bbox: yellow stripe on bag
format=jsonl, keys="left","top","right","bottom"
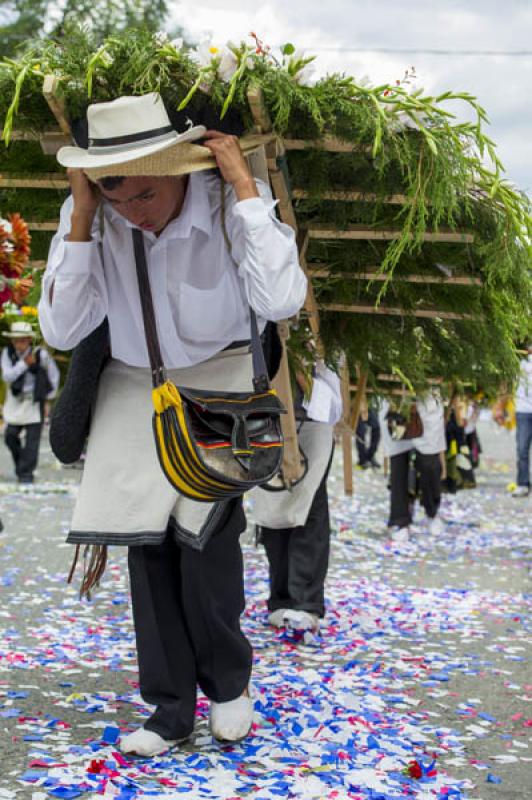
{"left": 153, "top": 382, "right": 239, "bottom": 497}
{"left": 162, "top": 410, "right": 231, "bottom": 496}
{"left": 154, "top": 414, "right": 214, "bottom": 501}
{"left": 163, "top": 386, "right": 236, "bottom": 490}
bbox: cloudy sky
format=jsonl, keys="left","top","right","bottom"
{"left": 169, "top": 0, "right": 532, "bottom": 194}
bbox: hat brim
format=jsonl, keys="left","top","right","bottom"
{"left": 4, "top": 331, "right": 37, "bottom": 338}
{"left": 83, "top": 134, "right": 274, "bottom": 181}
{"left": 57, "top": 125, "right": 207, "bottom": 170}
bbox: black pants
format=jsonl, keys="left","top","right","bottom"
{"left": 127, "top": 499, "right": 252, "bottom": 741}
{"left": 356, "top": 409, "right": 381, "bottom": 465}
{"left": 389, "top": 450, "right": 441, "bottom": 528}
{"left": 259, "top": 452, "right": 332, "bottom": 618}
{"left": 4, "top": 422, "right": 43, "bottom": 481}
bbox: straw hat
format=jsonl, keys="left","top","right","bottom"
{"left": 4, "top": 321, "right": 37, "bottom": 339}
{"left": 57, "top": 92, "right": 266, "bottom": 181}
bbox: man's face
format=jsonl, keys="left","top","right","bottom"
{"left": 99, "top": 176, "right": 187, "bottom": 234}
{"left": 13, "top": 336, "right": 32, "bottom": 355}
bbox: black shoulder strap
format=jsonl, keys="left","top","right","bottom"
{"left": 219, "top": 178, "right": 270, "bottom": 392}
{"left": 132, "top": 229, "right": 167, "bottom": 388}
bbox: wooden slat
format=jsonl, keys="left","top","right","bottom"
{"left": 308, "top": 264, "right": 482, "bottom": 286}
{"left": 1, "top": 129, "right": 61, "bottom": 140}
{"left": 351, "top": 385, "right": 414, "bottom": 396}
{"left": 42, "top": 75, "right": 72, "bottom": 137}
{"left": 320, "top": 303, "right": 475, "bottom": 320}
{"left": 284, "top": 137, "right": 371, "bottom": 154}
{"left": 26, "top": 221, "right": 58, "bottom": 231}
{"left": 0, "top": 173, "right": 69, "bottom": 189}
{"left": 308, "top": 224, "right": 474, "bottom": 243}
{"left": 247, "top": 86, "right": 307, "bottom": 484}
{"left": 272, "top": 322, "right": 305, "bottom": 485}
{"left": 293, "top": 188, "right": 408, "bottom": 204}
{"left": 375, "top": 373, "right": 444, "bottom": 384}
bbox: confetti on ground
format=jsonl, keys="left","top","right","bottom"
{"left": 0, "top": 422, "right": 530, "bottom": 798}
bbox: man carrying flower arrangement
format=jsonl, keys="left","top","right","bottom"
{"left": 38, "top": 92, "right": 306, "bottom": 756}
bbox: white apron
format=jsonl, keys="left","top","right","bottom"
{"left": 3, "top": 390, "right": 41, "bottom": 426}
{"left": 251, "top": 420, "right": 334, "bottom": 529}
{"left": 67, "top": 346, "right": 252, "bottom": 550}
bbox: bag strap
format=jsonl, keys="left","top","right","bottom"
{"left": 132, "top": 177, "right": 271, "bottom": 391}
{"left": 219, "top": 178, "right": 270, "bottom": 392}
{"left": 132, "top": 228, "right": 168, "bottom": 387}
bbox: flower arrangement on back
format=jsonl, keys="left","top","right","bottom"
{"left": 0, "top": 213, "right": 33, "bottom": 309}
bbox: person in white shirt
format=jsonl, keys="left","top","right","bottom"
{"left": 512, "top": 345, "right": 532, "bottom": 497}
{"left": 379, "top": 394, "right": 446, "bottom": 541}
{"left": 2, "top": 320, "right": 59, "bottom": 483}
{"left": 38, "top": 93, "right": 307, "bottom": 757}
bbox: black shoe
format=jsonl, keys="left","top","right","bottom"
{"left": 369, "top": 458, "right": 381, "bottom": 469}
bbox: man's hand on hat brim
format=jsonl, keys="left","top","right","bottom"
{"left": 67, "top": 168, "right": 101, "bottom": 241}
{"left": 202, "top": 131, "right": 259, "bottom": 201}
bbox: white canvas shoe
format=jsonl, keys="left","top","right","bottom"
{"left": 283, "top": 609, "right": 320, "bottom": 632}
{"left": 120, "top": 727, "right": 180, "bottom": 757}
{"left": 390, "top": 526, "right": 410, "bottom": 543}
{"left": 512, "top": 485, "right": 529, "bottom": 498}
{"left": 209, "top": 689, "right": 254, "bottom": 743}
{"left": 428, "top": 516, "right": 445, "bottom": 536}
{"left": 268, "top": 608, "right": 290, "bottom": 628}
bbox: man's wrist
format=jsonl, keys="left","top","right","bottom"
{"left": 69, "top": 211, "right": 95, "bottom": 242}
{"left": 232, "top": 176, "right": 259, "bottom": 201}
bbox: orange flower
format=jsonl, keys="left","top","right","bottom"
{"left": 7, "top": 213, "right": 31, "bottom": 274}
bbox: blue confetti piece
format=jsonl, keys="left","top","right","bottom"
{"left": 101, "top": 726, "right": 120, "bottom": 744}
{"left": 487, "top": 773, "right": 502, "bottom": 784}
{"left": 478, "top": 712, "right": 496, "bottom": 722}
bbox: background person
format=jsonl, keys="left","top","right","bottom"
{"left": 1, "top": 320, "right": 59, "bottom": 483}
{"left": 380, "top": 393, "right": 446, "bottom": 542}
{"left": 508, "top": 344, "right": 532, "bottom": 497}
{"left": 355, "top": 397, "right": 381, "bottom": 470}
{"left": 253, "top": 364, "right": 340, "bottom": 633}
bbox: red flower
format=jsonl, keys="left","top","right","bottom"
{"left": 407, "top": 760, "right": 423, "bottom": 779}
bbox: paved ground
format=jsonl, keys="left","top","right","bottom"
{"left": 0, "top": 418, "right": 530, "bottom": 799}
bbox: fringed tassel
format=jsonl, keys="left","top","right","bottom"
{"left": 67, "top": 544, "right": 108, "bottom": 600}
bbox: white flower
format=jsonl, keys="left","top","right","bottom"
{"left": 0, "top": 217, "right": 12, "bottom": 235}
{"left": 100, "top": 51, "right": 113, "bottom": 68}
{"left": 289, "top": 49, "right": 316, "bottom": 87}
{"left": 154, "top": 30, "right": 169, "bottom": 47}
{"left": 170, "top": 37, "right": 184, "bottom": 51}
{"left": 194, "top": 42, "right": 238, "bottom": 82}
{"left": 294, "top": 62, "right": 316, "bottom": 87}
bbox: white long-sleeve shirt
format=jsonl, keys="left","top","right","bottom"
{"left": 38, "top": 171, "right": 307, "bottom": 367}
